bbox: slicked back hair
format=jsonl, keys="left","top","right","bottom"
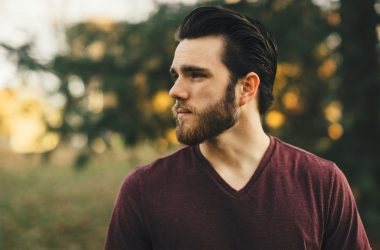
{"left": 175, "top": 6, "right": 277, "bottom": 115}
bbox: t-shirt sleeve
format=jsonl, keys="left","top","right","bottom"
{"left": 322, "top": 165, "right": 371, "bottom": 250}
{"left": 104, "top": 168, "right": 152, "bottom": 250}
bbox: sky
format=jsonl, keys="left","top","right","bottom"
{"left": 0, "top": 0, "right": 197, "bottom": 88}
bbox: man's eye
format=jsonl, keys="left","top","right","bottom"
{"left": 190, "top": 72, "right": 206, "bottom": 79}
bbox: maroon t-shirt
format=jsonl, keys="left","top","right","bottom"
{"left": 105, "top": 136, "right": 371, "bottom": 249}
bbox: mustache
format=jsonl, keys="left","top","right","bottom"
{"left": 172, "top": 101, "right": 195, "bottom": 115}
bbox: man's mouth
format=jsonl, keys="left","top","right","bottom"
{"left": 177, "top": 108, "right": 192, "bottom": 114}
{"left": 175, "top": 107, "right": 193, "bottom": 119}
{"left": 172, "top": 102, "right": 194, "bottom": 119}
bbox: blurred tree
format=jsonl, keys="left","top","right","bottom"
{"left": 330, "top": 0, "right": 380, "bottom": 239}
{"left": 51, "top": 6, "right": 194, "bottom": 166}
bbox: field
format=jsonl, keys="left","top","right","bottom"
{"left": 0, "top": 144, "right": 168, "bottom": 250}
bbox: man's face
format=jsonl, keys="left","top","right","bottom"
{"left": 169, "top": 36, "right": 239, "bottom": 145}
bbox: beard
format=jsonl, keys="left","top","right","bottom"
{"left": 172, "top": 80, "right": 239, "bottom": 145}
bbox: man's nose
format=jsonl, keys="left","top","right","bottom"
{"left": 169, "top": 78, "right": 190, "bottom": 100}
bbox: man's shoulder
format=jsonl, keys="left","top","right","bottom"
{"left": 270, "top": 137, "right": 348, "bottom": 195}
{"left": 141, "top": 145, "right": 193, "bottom": 172}
{"left": 272, "top": 136, "right": 338, "bottom": 175}
{"left": 122, "top": 145, "right": 194, "bottom": 188}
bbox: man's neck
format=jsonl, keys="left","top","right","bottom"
{"left": 198, "top": 112, "right": 270, "bottom": 190}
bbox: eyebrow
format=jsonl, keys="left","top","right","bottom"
{"left": 169, "top": 65, "right": 212, "bottom": 75}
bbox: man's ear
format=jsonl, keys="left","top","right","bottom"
{"left": 238, "top": 72, "right": 260, "bottom": 106}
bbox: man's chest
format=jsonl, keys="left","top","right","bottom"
{"left": 142, "top": 183, "right": 324, "bottom": 250}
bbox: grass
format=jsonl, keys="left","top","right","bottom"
{"left": 0, "top": 162, "right": 136, "bottom": 250}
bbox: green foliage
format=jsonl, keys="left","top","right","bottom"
{"left": 53, "top": 5, "right": 193, "bottom": 149}
{"left": 330, "top": 0, "right": 380, "bottom": 237}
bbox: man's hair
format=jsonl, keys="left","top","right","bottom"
{"left": 175, "top": 6, "right": 277, "bottom": 115}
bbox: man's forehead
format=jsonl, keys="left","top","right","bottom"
{"left": 171, "top": 36, "right": 225, "bottom": 71}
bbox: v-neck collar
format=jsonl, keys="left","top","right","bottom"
{"left": 193, "top": 135, "right": 276, "bottom": 199}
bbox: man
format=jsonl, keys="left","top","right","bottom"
{"left": 105, "top": 6, "right": 371, "bottom": 250}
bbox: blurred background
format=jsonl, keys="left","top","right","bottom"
{"left": 0, "top": 0, "right": 379, "bottom": 249}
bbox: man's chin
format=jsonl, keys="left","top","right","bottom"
{"left": 176, "top": 128, "right": 206, "bottom": 146}
{"left": 176, "top": 114, "right": 195, "bottom": 125}
{"left": 176, "top": 118, "right": 196, "bottom": 130}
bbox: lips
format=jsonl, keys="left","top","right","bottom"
{"left": 172, "top": 102, "right": 194, "bottom": 119}
{"left": 177, "top": 108, "right": 192, "bottom": 114}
